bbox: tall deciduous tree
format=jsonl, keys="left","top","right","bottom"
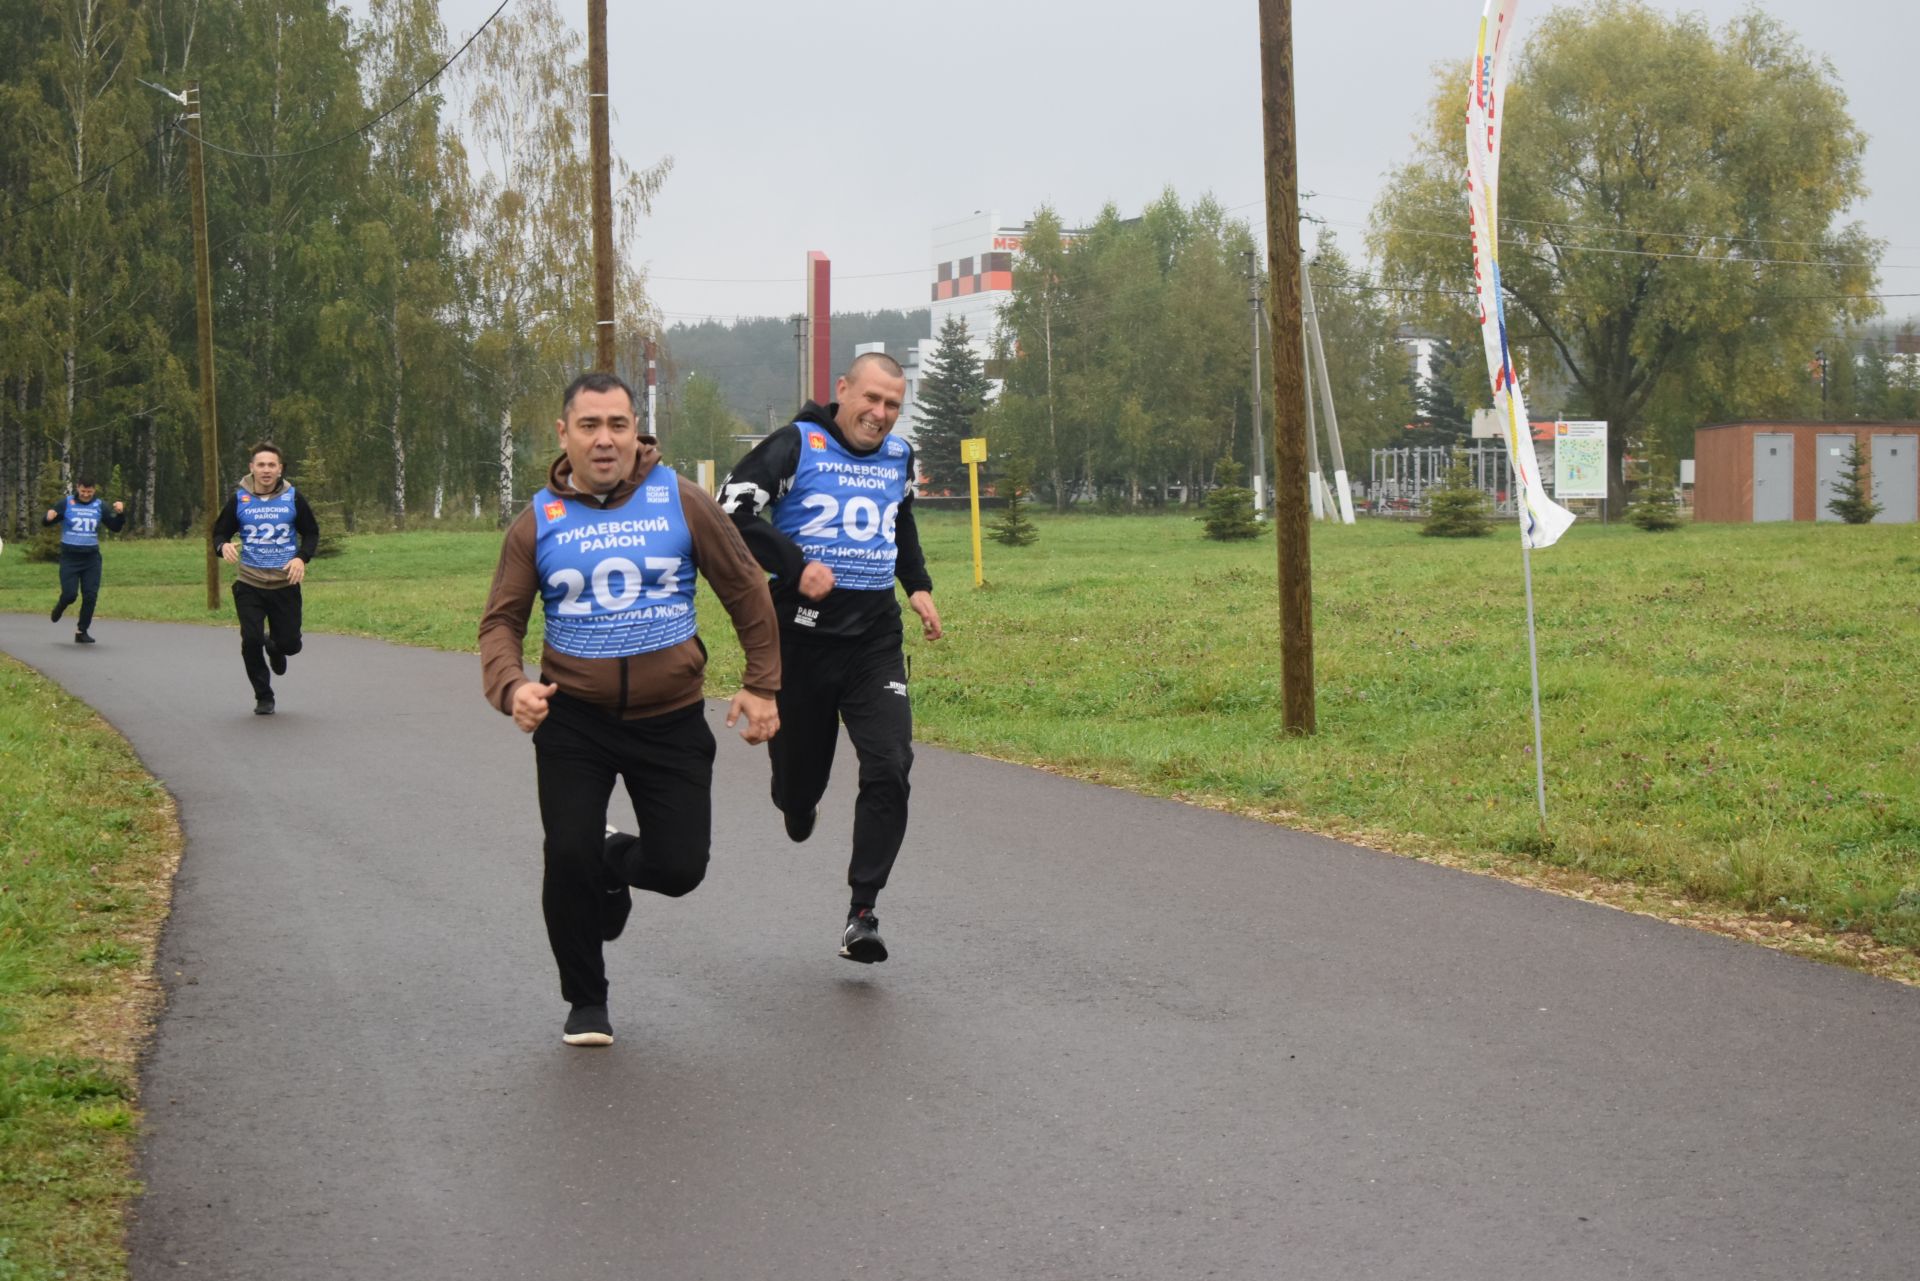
{"left": 311, "top": 0, "right": 468, "bottom": 528}
{"left": 995, "top": 192, "right": 1259, "bottom": 510}
{"left": 1373, "top": 1, "right": 1879, "bottom": 505}
{"left": 458, "top": 0, "right": 669, "bottom": 523}
{"left": 661, "top": 373, "right": 746, "bottom": 475}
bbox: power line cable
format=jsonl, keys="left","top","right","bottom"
{"left": 177, "top": 0, "right": 513, "bottom": 162}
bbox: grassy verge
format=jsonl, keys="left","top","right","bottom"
{"left": 0, "top": 656, "right": 181, "bottom": 1281}
{"left": 1, "top": 513, "right": 1915, "bottom": 970}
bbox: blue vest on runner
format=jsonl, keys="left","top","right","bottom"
{"left": 772, "top": 425, "right": 912, "bottom": 592}
{"left": 61, "top": 496, "right": 104, "bottom": 548}
{"left": 236, "top": 484, "right": 299, "bottom": 570}
{"left": 532, "top": 470, "right": 698, "bottom": 659}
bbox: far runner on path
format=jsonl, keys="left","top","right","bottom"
{"left": 44, "top": 474, "right": 126, "bottom": 644}
{"left": 721, "top": 352, "right": 942, "bottom": 965}
{"left": 210, "top": 441, "right": 319, "bottom": 716}
{"left": 479, "top": 371, "right": 781, "bottom": 1048}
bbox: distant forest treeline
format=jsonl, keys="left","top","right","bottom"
{"left": 661, "top": 310, "right": 931, "bottom": 428}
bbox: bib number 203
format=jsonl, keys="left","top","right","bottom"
{"left": 547, "top": 556, "right": 684, "bottom": 615}
{"left": 796, "top": 495, "right": 899, "bottom": 542}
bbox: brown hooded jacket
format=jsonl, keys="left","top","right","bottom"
{"left": 478, "top": 443, "right": 780, "bottom": 719}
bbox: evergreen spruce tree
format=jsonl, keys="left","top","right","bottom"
{"left": 1203, "top": 458, "right": 1263, "bottom": 541}
{"left": 989, "top": 456, "right": 1040, "bottom": 547}
{"left": 1826, "top": 440, "right": 1881, "bottom": 524}
{"left": 1407, "top": 340, "right": 1474, "bottom": 445}
{"left": 1627, "top": 444, "right": 1683, "bottom": 532}
{"left": 914, "top": 316, "right": 993, "bottom": 494}
{"left": 1420, "top": 460, "right": 1493, "bottom": 537}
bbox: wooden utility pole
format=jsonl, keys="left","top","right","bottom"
{"left": 587, "top": 0, "right": 616, "bottom": 371}
{"left": 185, "top": 83, "right": 220, "bottom": 611}
{"left": 1258, "top": 0, "right": 1315, "bottom": 734}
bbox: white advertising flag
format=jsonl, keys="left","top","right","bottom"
{"left": 1466, "top": 0, "right": 1575, "bottom": 550}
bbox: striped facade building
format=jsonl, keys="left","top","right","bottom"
{"left": 896, "top": 212, "right": 1080, "bottom": 446}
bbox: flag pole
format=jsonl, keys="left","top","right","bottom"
{"left": 1521, "top": 543, "right": 1548, "bottom": 832}
{"left": 1467, "top": 0, "right": 1574, "bottom": 832}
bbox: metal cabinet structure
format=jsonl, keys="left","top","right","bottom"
{"left": 1694, "top": 421, "right": 1920, "bottom": 523}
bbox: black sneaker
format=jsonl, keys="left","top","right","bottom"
{"left": 839, "top": 908, "right": 888, "bottom": 964}
{"left": 254, "top": 698, "right": 276, "bottom": 716}
{"left": 51, "top": 600, "right": 66, "bottom": 623}
{"left": 267, "top": 641, "right": 287, "bottom": 676}
{"left": 562, "top": 1003, "right": 614, "bottom": 1047}
{"left": 74, "top": 631, "right": 95, "bottom": 645}
{"left": 601, "top": 826, "right": 633, "bottom": 942}
{"left": 783, "top": 806, "right": 818, "bottom": 843}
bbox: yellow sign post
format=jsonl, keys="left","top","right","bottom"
{"left": 961, "top": 437, "right": 988, "bottom": 587}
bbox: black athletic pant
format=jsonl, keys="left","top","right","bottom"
{"left": 232, "top": 580, "right": 304, "bottom": 700}
{"left": 534, "top": 693, "right": 716, "bottom": 1007}
{"left": 55, "top": 547, "right": 104, "bottom": 632}
{"left": 769, "top": 625, "right": 913, "bottom": 909}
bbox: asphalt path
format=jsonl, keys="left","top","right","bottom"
{"left": 3, "top": 612, "right": 1917, "bottom": 1280}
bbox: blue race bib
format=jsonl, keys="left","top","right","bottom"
{"left": 236, "top": 484, "right": 299, "bottom": 570}
{"left": 771, "top": 425, "right": 912, "bottom": 592}
{"left": 61, "top": 497, "right": 103, "bottom": 548}
{"left": 532, "top": 471, "right": 699, "bottom": 659}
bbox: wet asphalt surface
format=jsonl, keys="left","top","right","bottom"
{"left": 3, "top": 613, "right": 1917, "bottom": 1280}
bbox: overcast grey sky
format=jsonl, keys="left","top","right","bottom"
{"left": 384, "top": 0, "right": 1916, "bottom": 327}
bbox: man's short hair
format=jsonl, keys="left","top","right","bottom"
{"left": 76, "top": 475, "right": 98, "bottom": 488}
{"left": 844, "top": 351, "right": 904, "bottom": 382}
{"left": 249, "top": 441, "right": 283, "bottom": 463}
{"left": 561, "top": 371, "right": 638, "bottom": 419}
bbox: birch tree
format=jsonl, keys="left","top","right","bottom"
{"left": 457, "top": 0, "right": 668, "bottom": 523}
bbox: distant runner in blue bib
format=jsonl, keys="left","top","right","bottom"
{"left": 210, "top": 441, "right": 322, "bottom": 715}
{"left": 43, "top": 475, "right": 126, "bottom": 643}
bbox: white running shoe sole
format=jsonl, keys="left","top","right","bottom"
{"left": 562, "top": 1030, "right": 614, "bottom": 1047}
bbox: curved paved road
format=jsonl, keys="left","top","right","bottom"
{"left": 3, "top": 614, "right": 1917, "bottom": 1280}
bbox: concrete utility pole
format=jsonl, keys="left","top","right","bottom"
{"left": 185, "top": 83, "right": 220, "bottom": 611}
{"left": 644, "top": 337, "right": 658, "bottom": 437}
{"left": 1301, "top": 260, "right": 1355, "bottom": 523}
{"left": 1245, "top": 249, "right": 1267, "bottom": 518}
{"left": 587, "top": 0, "right": 616, "bottom": 371}
{"left": 791, "top": 314, "right": 808, "bottom": 408}
{"left": 1258, "top": 0, "right": 1315, "bottom": 734}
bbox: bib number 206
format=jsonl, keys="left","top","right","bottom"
{"left": 796, "top": 495, "right": 899, "bottom": 542}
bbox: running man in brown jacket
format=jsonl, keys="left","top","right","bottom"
{"left": 480, "top": 372, "right": 781, "bottom": 1047}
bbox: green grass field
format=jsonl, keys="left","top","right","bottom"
{"left": 3, "top": 511, "right": 1917, "bottom": 957}
{"left": 0, "top": 656, "right": 178, "bottom": 1281}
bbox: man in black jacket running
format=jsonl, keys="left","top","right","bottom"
{"left": 721, "top": 353, "right": 941, "bottom": 963}
{"left": 209, "top": 441, "right": 321, "bottom": 715}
